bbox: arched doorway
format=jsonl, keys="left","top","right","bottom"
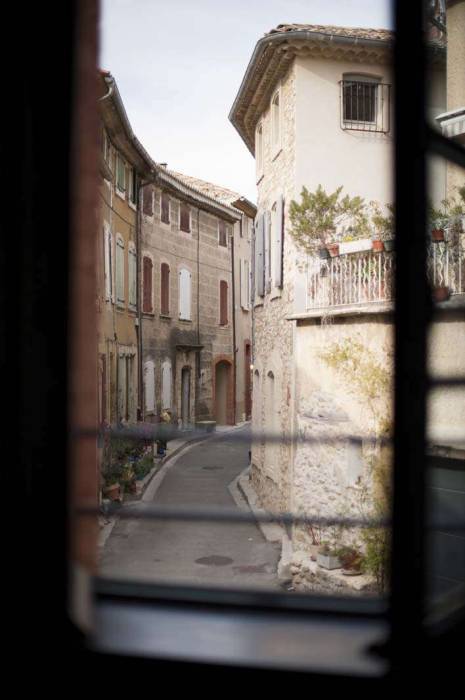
{"left": 214, "top": 360, "right": 233, "bottom": 425}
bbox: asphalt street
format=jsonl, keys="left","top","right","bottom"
{"left": 100, "top": 425, "right": 281, "bottom": 589}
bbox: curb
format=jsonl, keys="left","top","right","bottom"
{"left": 236, "top": 467, "right": 292, "bottom": 582}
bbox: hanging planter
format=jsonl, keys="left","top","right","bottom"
{"left": 326, "top": 243, "right": 340, "bottom": 258}
{"left": 372, "top": 240, "right": 384, "bottom": 252}
{"left": 432, "top": 286, "right": 450, "bottom": 303}
{"left": 431, "top": 228, "right": 445, "bottom": 242}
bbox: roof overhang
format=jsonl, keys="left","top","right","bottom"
{"left": 229, "top": 29, "right": 445, "bottom": 154}
{"left": 156, "top": 169, "right": 241, "bottom": 222}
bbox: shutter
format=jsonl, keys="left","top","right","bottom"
{"left": 245, "top": 260, "right": 250, "bottom": 309}
{"left": 143, "top": 257, "right": 153, "bottom": 313}
{"left": 264, "top": 211, "right": 271, "bottom": 293}
{"left": 108, "top": 232, "right": 114, "bottom": 301}
{"left": 104, "top": 224, "right": 111, "bottom": 300}
{"left": 161, "top": 263, "right": 170, "bottom": 315}
{"left": 129, "top": 247, "right": 137, "bottom": 307}
{"left": 256, "top": 214, "right": 265, "bottom": 297}
{"left": 161, "top": 193, "right": 170, "bottom": 223}
{"left": 118, "top": 355, "right": 126, "bottom": 421}
{"left": 220, "top": 280, "right": 228, "bottom": 325}
{"left": 143, "top": 186, "right": 153, "bottom": 216}
{"left": 162, "top": 361, "right": 172, "bottom": 409}
{"left": 275, "top": 195, "right": 284, "bottom": 288}
{"left": 240, "top": 259, "right": 248, "bottom": 310}
{"left": 180, "top": 203, "right": 190, "bottom": 232}
{"left": 144, "top": 361, "right": 155, "bottom": 412}
{"left": 116, "top": 238, "right": 125, "bottom": 302}
{"left": 179, "top": 269, "right": 191, "bottom": 320}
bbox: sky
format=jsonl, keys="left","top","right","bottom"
{"left": 100, "top": 0, "right": 392, "bottom": 202}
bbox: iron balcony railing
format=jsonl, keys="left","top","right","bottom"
{"left": 306, "top": 241, "right": 465, "bottom": 311}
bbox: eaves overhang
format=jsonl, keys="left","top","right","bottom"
{"left": 229, "top": 28, "right": 445, "bottom": 154}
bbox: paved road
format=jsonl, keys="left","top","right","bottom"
{"left": 100, "top": 425, "right": 281, "bottom": 589}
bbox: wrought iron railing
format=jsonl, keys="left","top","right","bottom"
{"left": 306, "top": 242, "right": 465, "bottom": 311}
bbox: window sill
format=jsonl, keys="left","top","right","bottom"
{"left": 178, "top": 318, "right": 192, "bottom": 323}
{"left": 92, "top": 580, "right": 388, "bottom": 676}
{"left": 116, "top": 301, "right": 126, "bottom": 310}
{"left": 160, "top": 219, "right": 171, "bottom": 228}
{"left": 115, "top": 188, "right": 126, "bottom": 201}
{"left": 160, "top": 314, "right": 172, "bottom": 320}
{"left": 128, "top": 200, "right": 137, "bottom": 212}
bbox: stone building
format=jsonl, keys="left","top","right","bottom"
{"left": 97, "top": 71, "right": 153, "bottom": 425}
{"left": 140, "top": 168, "right": 255, "bottom": 427}
{"left": 230, "top": 22, "right": 464, "bottom": 571}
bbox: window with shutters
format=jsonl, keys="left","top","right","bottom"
{"left": 179, "top": 202, "right": 191, "bottom": 233}
{"left": 160, "top": 262, "right": 170, "bottom": 316}
{"left": 102, "top": 129, "right": 111, "bottom": 165}
{"left": 116, "top": 235, "right": 125, "bottom": 304}
{"left": 142, "top": 255, "right": 153, "bottom": 313}
{"left": 128, "top": 242, "right": 137, "bottom": 309}
{"left": 143, "top": 186, "right": 153, "bottom": 217}
{"left": 218, "top": 219, "right": 228, "bottom": 247}
{"left": 161, "top": 360, "right": 172, "bottom": 410}
{"left": 340, "top": 74, "right": 390, "bottom": 134}
{"left": 219, "top": 280, "right": 228, "bottom": 326}
{"left": 255, "top": 213, "right": 265, "bottom": 299}
{"left": 144, "top": 360, "right": 155, "bottom": 414}
{"left": 103, "top": 222, "right": 113, "bottom": 301}
{"left": 161, "top": 192, "right": 170, "bottom": 224}
{"left": 116, "top": 152, "right": 126, "bottom": 195}
{"left": 128, "top": 167, "right": 137, "bottom": 206}
{"left": 179, "top": 267, "right": 191, "bottom": 320}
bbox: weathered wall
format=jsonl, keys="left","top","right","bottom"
{"left": 233, "top": 213, "right": 253, "bottom": 422}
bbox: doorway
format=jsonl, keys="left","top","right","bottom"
{"left": 215, "top": 360, "right": 233, "bottom": 425}
{"left": 181, "top": 366, "right": 191, "bottom": 429}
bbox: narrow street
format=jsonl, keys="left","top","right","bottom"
{"left": 100, "top": 425, "right": 281, "bottom": 589}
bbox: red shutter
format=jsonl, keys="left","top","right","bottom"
{"left": 143, "top": 256, "right": 153, "bottom": 313}
{"left": 220, "top": 280, "right": 228, "bottom": 325}
{"left": 180, "top": 203, "right": 190, "bottom": 232}
{"left": 143, "top": 186, "right": 153, "bottom": 216}
{"left": 161, "top": 193, "right": 170, "bottom": 223}
{"left": 161, "top": 263, "right": 170, "bottom": 315}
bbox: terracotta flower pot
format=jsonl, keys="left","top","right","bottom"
{"left": 104, "top": 482, "right": 121, "bottom": 501}
{"left": 431, "top": 228, "right": 444, "bottom": 242}
{"left": 372, "top": 240, "right": 384, "bottom": 252}
{"left": 432, "top": 286, "right": 450, "bottom": 303}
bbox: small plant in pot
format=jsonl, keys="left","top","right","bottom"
{"left": 369, "top": 201, "right": 395, "bottom": 251}
{"left": 337, "top": 546, "right": 364, "bottom": 576}
{"left": 317, "top": 542, "right": 342, "bottom": 570}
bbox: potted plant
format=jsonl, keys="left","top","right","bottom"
{"left": 432, "top": 286, "right": 450, "bottom": 303}
{"left": 338, "top": 546, "right": 364, "bottom": 576}
{"left": 316, "top": 542, "right": 341, "bottom": 570}
{"left": 103, "top": 480, "right": 122, "bottom": 501}
{"left": 326, "top": 242, "right": 340, "bottom": 257}
{"left": 370, "top": 201, "right": 395, "bottom": 251}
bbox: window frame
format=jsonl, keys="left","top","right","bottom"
{"left": 256, "top": 120, "right": 264, "bottom": 180}
{"left": 115, "top": 151, "right": 126, "bottom": 198}
{"left": 218, "top": 219, "right": 228, "bottom": 247}
{"left": 161, "top": 191, "right": 171, "bottom": 225}
{"left": 179, "top": 201, "right": 191, "bottom": 233}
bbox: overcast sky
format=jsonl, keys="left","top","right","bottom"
{"left": 100, "top": 0, "right": 392, "bottom": 202}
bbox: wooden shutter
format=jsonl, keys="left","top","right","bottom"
{"left": 255, "top": 214, "right": 265, "bottom": 297}
{"left": 275, "top": 195, "right": 284, "bottom": 288}
{"left": 116, "top": 237, "right": 125, "bottom": 303}
{"left": 161, "top": 360, "right": 172, "bottom": 409}
{"left": 143, "top": 256, "right": 153, "bottom": 313}
{"left": 143, "top": 186, "right": 153, "bottom": 216}
{"left": 161, "top": 193, "right": 170, "bottom": 223}
{"left": 104, "top": 224, "right": 111, "bottom": 300}
{"left": 129, "top": 245, "right": 137, "bottom": 307}
{"left": 220, "top": 280, "right": 228, "bottom": 325}
{"left": 240, "top": 259, "right": 249, "bottom": 310}
{"left": 179, "top": 268, "right": 191, "bottom": 320}
{"left": 161, "top": 263, "right": 170, "bottom": 315}
{"left": 144, "top": 360, "right": 155, "bottom": 412}
{"left": 218, "top": 220, "right": 227, "bottom": 247}
{"left": 180, "top": 203, "right": 190, "bottom": 232}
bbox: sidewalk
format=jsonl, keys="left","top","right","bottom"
{"left": 98, "top": 421, "right": 250, "bottom": 550}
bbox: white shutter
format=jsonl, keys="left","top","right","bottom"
{"left": 264, "top": 211, "right": 271, "bottom": 293}
{"left": 179, "top": 268, "right": 191, "bottom": 320}
{"left": 255, "top": 215, "right": 265, "bottom": 297}
{"left": 118, "top": 355, "right": 126, "bottom": 421}
{"left": 161, "top": 360, "right": 172, "bottom": 409}
{"left": 144, "top": 360, "right": 155, "bottom": 413}
{"left": 104, "top": 223, "right": 111, "bottom": 300}
{"left": 128, "top": 245, "right": 137, "bottom": 307}
{"left": 116, "top": 236, "right": 125, "bottom": 303}
{"left": 275, "top": 195, "right": 284, "bottom": 288}
{"left": 240, "top": 259, "right": 249, "bottom": 310}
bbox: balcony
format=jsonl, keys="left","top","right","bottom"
{"left": 292, "top": 240, "right": 465, "bottom": 317}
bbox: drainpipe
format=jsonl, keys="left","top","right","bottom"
{"left": 231, "top": 224, "right": 237, "bottom": 425}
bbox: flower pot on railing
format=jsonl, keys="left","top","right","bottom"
{"left": 318, "top": 247, "right": 330, "bottom": 260}
{"left": 372, "top": 240, "right": 384, "bottom": 253}
{"left": 326, "top": 243, "right": 339, "bottom": 258}
{"left": 431, "top": 228, "right": 445, "bottom": 242}
{"left": 432, "top": 286, "right": 450, "bottom": 303}
{"left": 103, "top": 482, "right": 122, "bottom": 502}
{"left": 383, "top": 239, "right": 395, "bottom": 252}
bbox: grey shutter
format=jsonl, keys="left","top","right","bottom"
{"left": 275, "top": 195, "right": 284, "bottom": 288}
{"left": 256, "top": 213, "right": 265, "bottom": 297}
{"left": 264, "top": 211, "right": 271, "bottom": 293}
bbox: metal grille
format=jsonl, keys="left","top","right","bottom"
{"left": 340, "top": 80, "right": 391, "bottom": 134}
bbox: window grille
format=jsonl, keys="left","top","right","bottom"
{"left": 340, "top": 80, "right": 391, "bottom": 134}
